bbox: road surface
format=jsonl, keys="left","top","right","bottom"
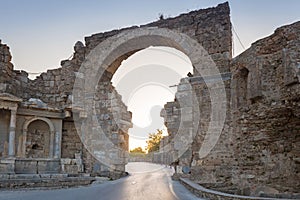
{"left": 0, "top": 162, "right": 203, "bottom": 200}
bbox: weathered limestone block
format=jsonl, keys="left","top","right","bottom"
{"left": 15, "top": 160, "right": 37, "bottom": 174}
{"left": 61, "top": 156, "right": 84, "bottom": 174}
{"left": 37, "top": 160, "right": 60, "bottom": 174}
{"left": 0, "top": 159, "right": 15, "bottom": 174}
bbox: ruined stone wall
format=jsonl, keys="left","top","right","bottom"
{"left": 61, "top": 120, "right": 82, "bottom": 159}
{"left": 160, "top": 99, "right": 181, "bottom": 164}
{"left": 0, "top": 41, "right": 23, "bottom": 94}
{"left": 61, "top": 120, "right": 104, "bottom": 176}
{"left": 0, "top": 39, "right": 86, "bottom": 108}
{"left": 22, "top": 44, "right": 83, "bottom": 108}
{"left": 161, "top": 75, "right": 234, "bottom": 191}
{"left": 0, "top": 39, "right": 132, "bottom": 177}
{"left": 0, "top": 40, "right": 32, "bottom": 98}
{"left": 189, "top": 79, "right": 234, "bottom": 190}
{"left": 230, "top": 21, "right": 300, "bottom": 195}
{"left": 0, "top": 40, "right": 13, "bottom": 93}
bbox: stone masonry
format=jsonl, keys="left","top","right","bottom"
{"left": 229, "top": 21, "right": 300, "bottom": 196}
{"left": 0, "top": 38, "right": 132, "bottom": 178}
{"left": 0, "top": 1, "right": 299, "bottom": 197}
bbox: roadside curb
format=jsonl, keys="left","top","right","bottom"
{"left": 0, "top": 176, "right": 96, "bottom": 190}
{"left": 179, "top": 178, "right": 295, "bottom": 200}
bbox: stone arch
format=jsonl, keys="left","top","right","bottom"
{"left": 93, "top": 31, "right": 206, "bottom": 78}
{"left": 22, "top": 117, "right": 55, "bottom": 158}
{"left": 75, "top": 28, "right": 226, "bottom": 106}
{"left": 74, "top": 27, "right": 227, "bottom": 168}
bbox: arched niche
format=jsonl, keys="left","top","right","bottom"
{"left": 22, "top": 117, "right": 55, "bottom": 158}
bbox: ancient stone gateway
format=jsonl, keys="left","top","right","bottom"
{"left": 72, "top": 27, "right": 227, "bottom": 172}
{"left": 62, "top": 2, "right": 230, "bottom": 178}
{"left": 0, "top": 2, "right": 299, "bottom": 197}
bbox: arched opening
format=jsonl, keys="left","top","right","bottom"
{"left": 111, "top": 46, "right": 193, "bottom": 152}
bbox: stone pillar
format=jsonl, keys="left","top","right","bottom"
{"left": 49, "top": 131, "right": 55, "bottom": 158}
{"left": 54, "top": 131, "right": 61, "bottom": 158}
{"left": 8, "top": 109, "right": 17, "bottom": 157}
{"left": 22, "top": 129, "right": 27, "bottom": 157}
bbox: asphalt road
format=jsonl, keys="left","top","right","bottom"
{"left": 0, "top": 162, "right": 203, "bottom": 200}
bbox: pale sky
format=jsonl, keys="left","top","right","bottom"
{"left": 111, "top": 47, "right": 192, "bottom": 150}
{"left": 0, "top": 0, "right": 299, "bottom": 150}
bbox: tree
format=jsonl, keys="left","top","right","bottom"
{"left": 130, "top": 147, "right": 145, "bottom": 154}
{"left": 146, "top": 129, "right": 164, "bottom": 153}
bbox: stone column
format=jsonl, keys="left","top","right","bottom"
{"left": 54, "top": 131, "right": 61, "bottom": 158}
{"left": 8, "top": 109, "right": 17, "bottom": 157}
{"left": 49, "top": 131, "right": 55, "bottom": 158}
{"left": 22, "top": 129, "right": 27, "bottom": 157}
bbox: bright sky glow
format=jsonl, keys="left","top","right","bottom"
{"left": 112, "top": 47, "right": 192, "bottom": 150}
